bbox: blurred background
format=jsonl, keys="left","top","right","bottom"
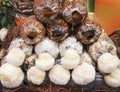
{"left": 95, "top": 0, "right": 120, "bottom": 34}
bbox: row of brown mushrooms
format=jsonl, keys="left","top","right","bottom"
{"left": 20, "top": 14, "right": 102, "bottom": 45}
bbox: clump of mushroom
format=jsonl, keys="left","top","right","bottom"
{"left": 47, "top": 19, "right": 70, "bottom": 42}
{"left": 20, "top": 15, "right": 46, "bottom": 44}
{"left": 76, "top": 13, "right": 102, "bottom": 44}
{"left": 6, "top": 48, "right": 25, "bottom": 67}
{"left": 104, "top": 68, "right": 120, "bottom": 87}
{"left": 34, "top": 0, "right": 60, "bottom": 23}
{"left": 72, "top": 62, "right": 95, "bottom": 85}
{"left": 49, "top": 64, "right": 70, "bottom": 85}
{"left": 98, "top": 53, "right": 120, "bottom": 73}
{"left": 35, "top": 37, "right": 59, "bottom": 58}
{"left": 59, "top": 36, "right": 83, "bottom": 56}
{"left": 61, "top": 49, "right": 80, "bottom": 69}
{"left": 62, "top": 0, "right": 87, "bottom": 24}
{"left": 35, "top": 53, "right": 55, "bottom": 71}
{"left": 27, "top": 66, "right": 46, "bottom": 85}
{"left": 0, "top": 63, "right": 24, "bottom": 88}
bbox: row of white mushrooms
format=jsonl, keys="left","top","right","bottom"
{"left": 0, "top": 28, "right": 120, "bottom": 88}
{"left": 1, "top": 48, "right": 120, "bottom": 88}
{"left": 0, "top": 47, "right": 95, "bottom": 88}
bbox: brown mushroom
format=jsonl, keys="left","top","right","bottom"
{"left": 62, "top": 0, "right": 87, "bottom": 24}
{"left": 13, "top": 0, "right": 34, "bottom": 14}
{"left": 20, "top": 15, "right": 45, "bottom": 44}
{"left": 76, "top": 13, "right": 102, "bottom": 44}
{"left": 47, "top": 18, "right": 70, "bottom": 42}
{"left": 33, "top": 0, "right": 60, "bottom": 23}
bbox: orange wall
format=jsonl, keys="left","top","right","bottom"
{"left": 95, "top": 0, "right": 120, "bottom": 34}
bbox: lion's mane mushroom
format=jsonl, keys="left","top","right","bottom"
{"left": 27, "top": 66, "right": 46, "bottom": 85}
{"left": 72, "top": 62, "right": 95, "bottom": 85}
{"left": 59, "top": 36, "right": 83, "bottom": 57}
{"left": 98, "top": 53, "right": 120, "bottom": 73}
{"left": 104, "top": 68, "right": 120, "bottom": 87}
{"left": 35, "top": 53, "right": 55, "bottom": 71}
{"left": 6, "top": 48, "right": 25, "bottom": 67}
{"left": 61, "top": 49, "right": 80, "bottom": 69}
{"left": 49, "top": 64, "right": 70, "bottom": 85}
{"left": 35, "top": 37, "right": 59, "bottom": 58}
{"left": 0, "top": 63, "right": 24, "bottom": 88}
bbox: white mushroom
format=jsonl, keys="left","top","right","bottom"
{"left": 35, "top": 53, "right": 55, "bottom": 71}
{"left": 0, "top": 28, "right": 8, "bottom": 41}
{"left": 8, "top": 38, "right": 33, "bottom": 57}
{"left": 49, "top": 64, "right": 70, "bottom": 85}
{"left": 61, "top": 49, "right": 80, "bottom": 69}
{"left": 0, "top": 63, "right": 24, "bottom": 88}
{"left": 98, "top": 53, "right": 120, "bottom": 73}
{"left": 72, "top": 62, "right": 95, "bottom": 85}
{"left": 35, "top": 37, "right": 59, "bottom": 58}
{"left": 27, "top": 66, "right": 46, "bottom": 85}
{"left": 6, "top": 48, "right": 25, "bottom": 67}
{"left": 59, "top": 36, "right": 83, "bottom": 56}
{"left": 104, "top": 68, "right": 120, "bottom": 87}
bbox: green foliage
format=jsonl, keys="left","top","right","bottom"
{"left": 2, "top": 0, "right": 12, "bottom": 6}
{"left": 0, "top": 0, "right": 16, "bottom": 29}
{"left": 87, "top": 0, "right": 95, "bottom": 12}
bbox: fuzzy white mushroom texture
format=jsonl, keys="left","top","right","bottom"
{"left": 59, "top": 36, "right": 83, "bottom": 56}
{"left": 72, "top": 62, "right": 95, "bottom": 85}
{"left": 8, "top": 37, "right": 33, "bottom": 57}
{"left": 35, "top": 37, "right": 59, "bottom": 58}
{"left": 27, "top": 66, "right": 46, "bottom": 85}
{"left": 35, "top": 53, "right": 55, "bottom": 71}
{"left": 6, "top": 48, "right": 25, "bottom": 67}
{"left": 104, "top": 68, "right": 120, "bottom": 87}
{"left": 61, "top": 49, "right": 80, "bottom": 69}
{"left": 0, "top": 63, "right": 24, "bottom": 88}
{"left": 49, "top": 64, "right": 70, "bottom": 85}
{"left": 98, "top": 53, "right": 120, "bottom": 73}
{"left": 0, "top": 28, "right": 8, "bottom": 41}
